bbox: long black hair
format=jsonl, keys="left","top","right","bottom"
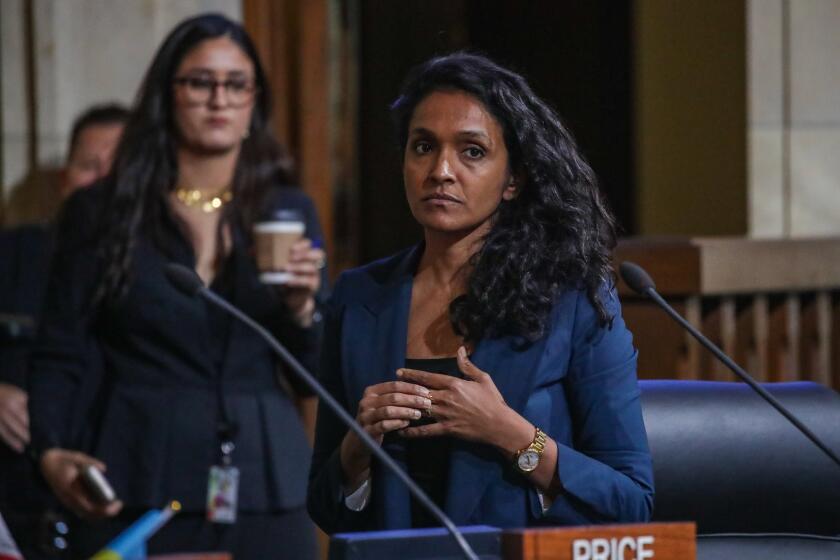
{"left": 391, "top": 53, "right": 617, "bottom": 342}
{"left": 94, "top": 13, "right": 293, "bottom": 307}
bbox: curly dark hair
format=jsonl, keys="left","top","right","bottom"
{"left": 93, "top": 13, "right": 293, "bottom": 307}
{"left": 391, "top": 52, "right": 617, "bottom": 342}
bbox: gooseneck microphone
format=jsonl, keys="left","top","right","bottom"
{"left": 164, "top": 264, "right": 479, "bottom": 560}
{"left": 619, "top": 261, "right": 840, "bottom": 471}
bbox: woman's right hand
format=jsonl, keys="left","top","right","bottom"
{"left": 0, "top": 383, "right": 29, "bottom": 453}
{"left": 40, "top": 448, "right": 123, "bottom": 519}
{"left": 339, "top": 381, "right": 432, "bottom": 489}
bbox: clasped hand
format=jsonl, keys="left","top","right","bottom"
{"left": 341, "top": 346, "right": 513, "bottom": 485}
{"left": 397, "top": 346, "right": 511, "bottom": 445}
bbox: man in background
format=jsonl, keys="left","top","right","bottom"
{"left": 0, "top": 103, "right": 128, "bottom": 559}
{"left": 57, "top": 105, "right": 127, "bottom": 200}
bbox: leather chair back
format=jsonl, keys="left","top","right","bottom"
{"left": 639, "top": 380, "right": 840, "bottom": 534}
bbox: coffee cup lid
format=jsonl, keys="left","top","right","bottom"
{"left": 259, "top": 272, "right": 293, "bottom": 284}
{"left": 254, "top": 221, "right": 305, "bottom": 233}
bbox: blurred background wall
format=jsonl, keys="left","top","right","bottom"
{"left": 748, "top": 0, "right": 840, "bottom": 237}
{"left": 1, "top": 0, "right": 241, "bottom": 224}
{"left": 2, "top": 0, "right": 840, "bottom": 258}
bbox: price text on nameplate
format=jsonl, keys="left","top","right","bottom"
{"left": 502, "top": 522, "right": 696, "bottom": 560}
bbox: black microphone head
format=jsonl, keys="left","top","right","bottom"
{"left": 619, "top": 261, "right": 656, "bottom": 296}
{"left": 165, "top": 263, "right": 203, "bottom": 297}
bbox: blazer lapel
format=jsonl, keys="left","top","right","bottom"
{"left": 155, "top": 224, "right": 216, "bottom": 377}
{"left": 214, "top": 230, "right": 261, "bottom": 385}
{"left": 215, "top": 256, "right": 243, "bottom": 382}
{"left": 444, "top": 333, "right": 547, "bottom": 524}
{"left": 361, "top": 245, "right": 421, "bottom": 530}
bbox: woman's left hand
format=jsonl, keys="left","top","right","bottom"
{"left": 398, "top": 346, "right": 529, "bottom": 449}
{"left": 281, "top": 238, "right": 325, "bottom": 326}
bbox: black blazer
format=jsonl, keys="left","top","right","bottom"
{"left": 28, "top": 184, "right": 325, "bottom": 512}
{"left": 0, "top": 224, "right": 54, "bottom": 512}
{"left": 0, "top": 224, "right": 53, "bottom": 386}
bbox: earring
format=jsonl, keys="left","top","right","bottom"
{"left": 504, "top": 177, "right": 519, "bottom": 200}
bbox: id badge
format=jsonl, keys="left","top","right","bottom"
{"left": 206, "top": 465, "right": 240, "bottom": 523}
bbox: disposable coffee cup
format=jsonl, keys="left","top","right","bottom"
{"left": 254, "top": 210, "right": 305, "bottom": 284}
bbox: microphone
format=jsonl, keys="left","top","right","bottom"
{"left": 619, "top": 261, "right": 840, "bottom": 471}
{"left": 164, "top": 264, "right": 479, "bottom": 560}
{"left": 165, "top": 264, "right": 204, "bottom": 296}
{"left": 618, "top": 261, "right": 656, "bottom": 296}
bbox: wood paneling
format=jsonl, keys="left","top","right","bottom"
{"left": 617, "top": 237, "right": 840, "bottom": 390}
{"left": 243, "top": 0, "right": 345, "bottom": 275}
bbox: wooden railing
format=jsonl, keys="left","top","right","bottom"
{"left": 615, "top": 237, "right": 840, "bottom": 391}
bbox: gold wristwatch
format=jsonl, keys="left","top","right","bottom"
{"left": 514, "top": 426, "right": 547, "bottom": 473}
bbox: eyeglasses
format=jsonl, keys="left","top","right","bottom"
{"left": 173, "top": 75, "right": 257, "bottom": 107}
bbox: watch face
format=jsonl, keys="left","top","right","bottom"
{"left": 517, "top": 450, "right": 540, "bottom": 472}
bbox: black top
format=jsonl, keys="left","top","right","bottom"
{"left": 27, "top": 183, "right": 326, "bottom": 512}
{"left": 403, "top": 356, "right": 461, "bottom": 528}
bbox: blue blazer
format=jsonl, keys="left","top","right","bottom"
{"left": 308, "top": 245, "right": 654, "bottom": 533}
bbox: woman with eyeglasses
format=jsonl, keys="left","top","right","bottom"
{"left": 28, "top": 14, "right": 323, "bottom": 558}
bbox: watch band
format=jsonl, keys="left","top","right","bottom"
{"left": 514, "top": 426, "right": 547, "bottom": 472}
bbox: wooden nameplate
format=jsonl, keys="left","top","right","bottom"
{"left": 503, "top": 522, "right": 696, "bottom": 560}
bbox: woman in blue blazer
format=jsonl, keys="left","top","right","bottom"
{"left": 308, "top": 53, "right": 653, "bottom": 532}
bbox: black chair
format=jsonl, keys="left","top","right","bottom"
{"left": 639, "top": 380, "right": 840, "bottom": 559}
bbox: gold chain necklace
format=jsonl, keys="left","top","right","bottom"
{"left": 174, "top": 186, "right": 233, "bottom": 213}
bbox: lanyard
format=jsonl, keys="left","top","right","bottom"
{"left": 214, "top": 334, "right": 238, "bottom": 465}
{"left": 206, "top": 267, "right": 238, "bottom": 465}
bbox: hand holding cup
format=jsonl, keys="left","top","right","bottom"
{"left": 254, "top": 209, "right": 307, "bottom": 284}
{"left": 253, "top": 209, "right": 325, "bottom": 325}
